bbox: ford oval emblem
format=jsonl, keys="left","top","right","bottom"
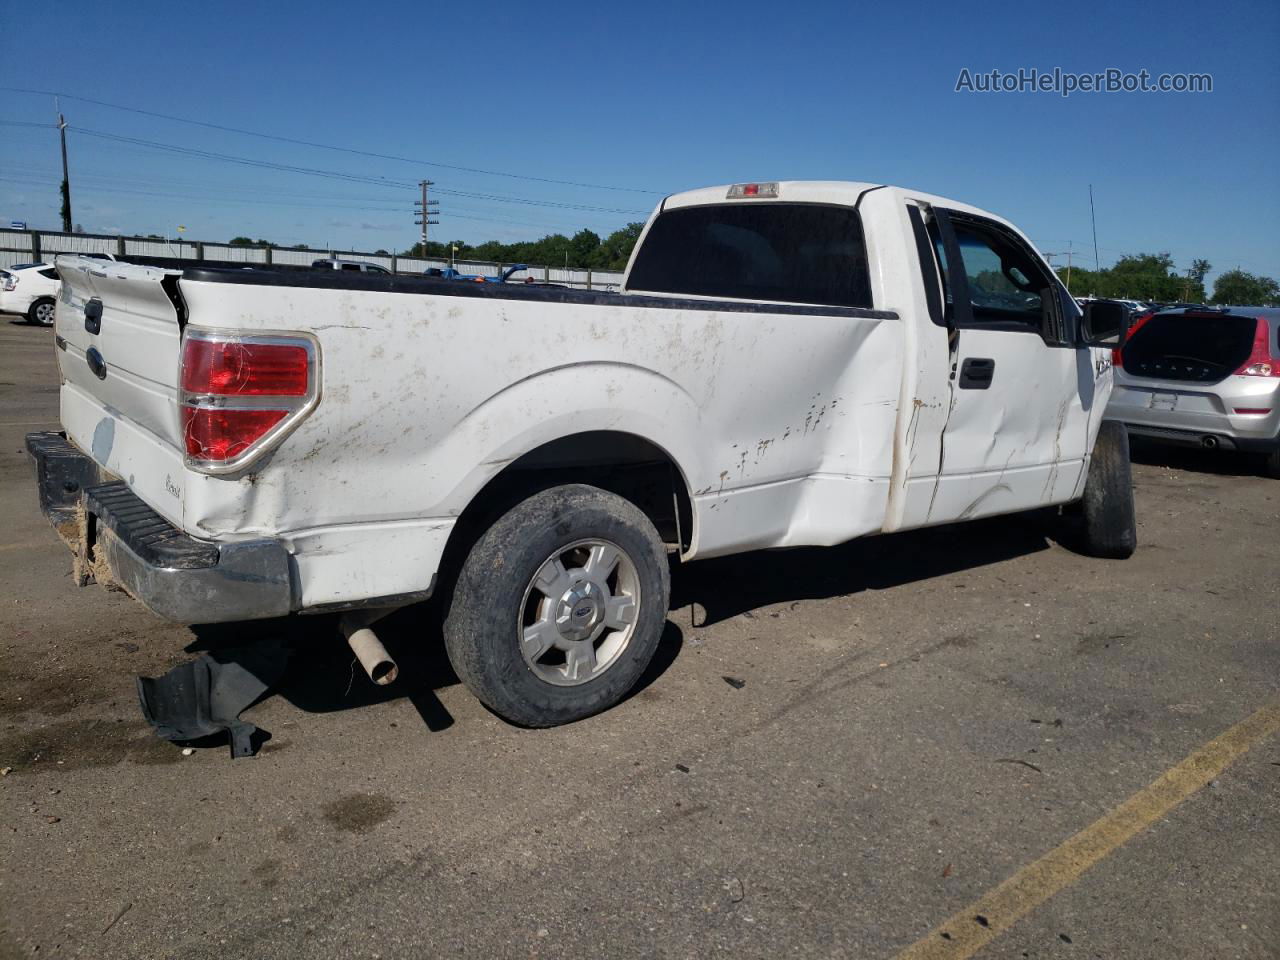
{"left": 86, "top": 347, "right": 108, "bottom": 380}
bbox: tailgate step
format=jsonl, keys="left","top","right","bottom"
{"left": 26, "top": 431, "right": 109, "bottom": 522}
{"left": 86, "top": 482, "right": 219, "bottom": 570}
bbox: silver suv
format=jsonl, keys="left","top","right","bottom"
{"left": 1107, "top": 307, "right": 1280, "bottom": 476}
{"left": 310, "top": 258, "right": 391, "bottom": 274}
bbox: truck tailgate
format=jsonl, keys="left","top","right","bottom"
{"left": 54, "top": 257, "right": 188, "bottom": 525}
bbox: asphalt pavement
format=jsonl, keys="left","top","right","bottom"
{"left": 1, "top": 317, "right": 1276, "bottom": 959}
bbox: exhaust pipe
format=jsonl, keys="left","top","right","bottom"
{"left": 340, "top": 613, "right": 399, "bottom": 686}
{"left": 1201, "top": 435, "right": 1219, "bottom": 449}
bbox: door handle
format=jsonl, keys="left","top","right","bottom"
{"left": 84, "top": 298, "right": 103, "bottom": 335}
{"left": 958, "top": 357, "right": 995, "bottom": 389}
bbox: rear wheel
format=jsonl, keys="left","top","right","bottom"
{"left": 1075, "top": 420, "right": 1137, "bottom": 558}
{"left": 1263, "top": 448, "right": 1280, "bottom": 480}
{"left": 27, "top": 298, "right": 55, "bottom": 327}
{"left": 443, "top": 484, "right": 670, "bottom": 727}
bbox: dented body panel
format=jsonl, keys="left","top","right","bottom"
{"left": 42, "top": 181, "right": 1114, "bottom": 620}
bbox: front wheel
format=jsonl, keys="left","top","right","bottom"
{"left": 1075, "top": 420, "right": 1137, "bottom": 558}
{"left": 27, "top": 298, "right": 55, "bottom": 327}
{"left": 443, "top": 484, "right": 670, "bottom": 727}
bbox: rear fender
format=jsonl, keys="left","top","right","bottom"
{"left": 431, "top": 361, "right": 705, "bottom": 546}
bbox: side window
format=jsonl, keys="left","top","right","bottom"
{"left": 341, "top": 263, "right": 361, "bottom": 271}
{"left": 949, "top": 223, "right": 1050, "bottom": 329}
{"left": 39, "top": 268, "right": 60, "bottom": 280}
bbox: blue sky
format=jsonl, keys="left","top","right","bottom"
{"left": 2, "top": 0, "right": 1277, "bottom": 285}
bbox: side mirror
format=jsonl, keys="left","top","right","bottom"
{"left": 1080, "top": 299, "right": 1128, "bottom": 347}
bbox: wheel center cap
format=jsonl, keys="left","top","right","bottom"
{"left": 556, "top": 580, "right": 603, "bottom": 641}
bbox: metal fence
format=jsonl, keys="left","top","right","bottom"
{"left": 0, "top": 229, "right": 626, "bottom": 291}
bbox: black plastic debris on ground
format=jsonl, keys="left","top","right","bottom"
{"left": 137, "top": 643, "right": 290, "bottom": 758}
{"left": 722, "top": 676, "right": 746, "bottom": 690}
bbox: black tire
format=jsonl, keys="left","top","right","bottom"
{"left": 443, "top": 484, "right": 670, "bottom": 727}
{"left": 27, "top": 298, "right": 55, "bottom": 327}
{"left": 1076, "top": 420, "right": 1137, "bottom": 558}
{"left": 1263, "top": 448, "right": 1280, "bottom": 480}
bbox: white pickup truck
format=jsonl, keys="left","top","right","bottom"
{"left": 29, "top": 180, "right": 1135, "bottom": 727}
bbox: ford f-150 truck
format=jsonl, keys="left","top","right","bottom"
{"left": 28, "top": 180, "right": 1135, "bottom": 727}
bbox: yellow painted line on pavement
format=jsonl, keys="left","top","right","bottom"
{"left": 893, "top": 701, "right": 1280, "bottom": 960}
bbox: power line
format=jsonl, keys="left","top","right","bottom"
{"left": 3, "top": 162, "right": 624, "bottom": 226}
{"left": 63, "top": 126, "right": 650, "bottom": 215}
{"left": 0, "top": 175, "right": 611, "bottom": 233}
{"left": 73, "top": 126, "right": 417, "bottom": 189}
{"left": 0, "top": 86, "right": 663, "bottom": 195}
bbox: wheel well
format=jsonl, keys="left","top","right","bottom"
{"left": 434, "top": 432, "right": 693, "bottom": 611}
{"left": 468, "top": 431, "right": 690, "bottom": 550}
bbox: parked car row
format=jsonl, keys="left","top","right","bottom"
{"left": 7, "top": 254, "right": 539, "bottom": 328}
{"left": 312, "top": 258, "right": 536, "bottom": 284}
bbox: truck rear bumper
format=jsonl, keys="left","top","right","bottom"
{"left": 26, "top": 431, "right": 294, "bottom": 624}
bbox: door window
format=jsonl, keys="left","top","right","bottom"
{"left": 952, "top": 224, "right": 1046, "bottom": 328}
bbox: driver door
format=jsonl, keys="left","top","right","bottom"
{"left": 925, "top": 209, "right": 1090, "bottom": 522}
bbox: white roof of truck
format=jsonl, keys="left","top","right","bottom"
{"left": 662, "top": 180, "right": 1016, "bottom": 233}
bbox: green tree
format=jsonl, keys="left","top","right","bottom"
{"left": 399, "top": 224, "right": 640, "bottom": 270}
{"left": 1055, "top": 252, "right": 1210, "bottom": 302}
{"left": 229, "top": 236, "right": 255, "bottom": 246}
{"left": 1211, "top": 269, "right": 1280, "bottom": 306}
{"left": 600, "top": 222, "right": 644, "bottom": 270}
{"left": 568, "top": 229, "right": 602, "bottom": 268}
{"left": 1187, "top": 259, "right": 1211, "bottom": 285}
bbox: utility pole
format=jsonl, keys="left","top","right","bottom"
{"left": 56, "top": 99, "right": 72, "bottom": 232}
{"left": 1088, "top": 185, "right": 1099, "bottom": 271}
{"left": 413, "top": 180, "right": 438, "bottom": 256}
{"left": 1043, "top": 242, "right": 1075, "bottom": 292}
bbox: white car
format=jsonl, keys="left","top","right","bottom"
{"left": 31, "top": 181, "right": 1134, "bottom": 728}
{"left": 0, "top": 263, "right": 62, "bottom": 325}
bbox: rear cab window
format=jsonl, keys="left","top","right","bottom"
{"left": 627, "top": 203, "right": 873, "bottom": 309}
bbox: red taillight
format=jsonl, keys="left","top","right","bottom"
{"left": 183, "top": 408, "right": 288, "bottom": 460}
{"left": 1234, "top": 319, "right": 1278, "bottom": 378}
{"left": 1115, "top": 310, "right": 1155, "bottom": 363}
{"left": 181, "top": 338, "right": 309, "bottom": 396}
{"left": 180, "top": 331, "right": 317, "bottom": 470}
